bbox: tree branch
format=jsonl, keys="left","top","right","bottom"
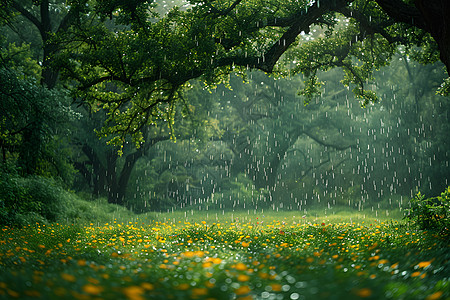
{"left": 10, "top": 0, "right": 43, "bottom": 34}
{"left": 374, "top": 0, "right": 426, "bottom": 30}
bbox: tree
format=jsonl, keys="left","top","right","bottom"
{"left": 50, "top": 0, "right": 449, "bottom": 147}
{"left": 4, "top": 0, "right": 89, "bottom": 88}
{"left": 70, "top": 79, "right": 215, "bottom": 206}
{"left": 0, "top": 65, "right": 73, "bottom": 178}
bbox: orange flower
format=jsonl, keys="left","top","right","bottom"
{"left": 235, "top": 285, "right": 251, "bottom": 295}
{"left": 234, "top": 262, "right": 247, "bottom": 271}
{"left": 61, "top": 273, "right": 76, "bottom": 282}
{"left": 411, "top": 271, "right": 422, "bottom": 277}
{"left": 123, "top": 286, "right": 145, "bottom": 300}
{"left": 417, "top": 261, "right": 432, "bottom": 268}
{"left": 270, "top": 284, "right": 282, "bottom": 292}
{"left": 191, "top": 288, "right": 208, "bottom": 297}
{"left": 237, "top": 274, "right": 250, "bottom": 282}
{"left": 141, "top": 283, "right": 154, "bottom": 290}
{"left": 77, "top": 259, "right": 87, "bottom": 266}
{"left": 426, "top": 291, "right": 443, "bottom": 300}
{"left": 176, "top": 283, "right": 190, "bottom": 290}
{"left": 356, "top": 288, "right": 372, "bottom": 298}
{"left": 82, "top": 284, "right": 103, "bottom": 295}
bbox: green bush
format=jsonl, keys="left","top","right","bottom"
{"left": 210, "top": 173, "right": 270, "bottom": 209}
{"left": 1, "top": 167, "right": 138, "bottom": 226}
{"left": 404, "top": 186, "right": 450, "bottom": 232}
{"left": 0, "top": 169, "right": 68, "bottom": 226}
{"left": 64, "top": 196, "right": 136, "bottom": 224}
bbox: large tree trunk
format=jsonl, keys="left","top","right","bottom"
{"left": 415, "top": 0, "right": 450, "bottom": 75}
{"left": 106, "top": 148, "right": 146, "bottom": 206}
{"left": 376, "top": 0, "right": 450, "bottom": 75}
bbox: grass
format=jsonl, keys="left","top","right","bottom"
{"left": 0, "top": 210, "right": 448, "bottom": 300}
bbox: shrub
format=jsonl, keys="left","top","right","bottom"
{"left": 1, "top": 167, "right": 137, "bottom": 226}
{"left": 0, "top": 168, "right": 67, "bottom": 226}
{"left": 404, "top": 186, "right": 450, "bottom": 232}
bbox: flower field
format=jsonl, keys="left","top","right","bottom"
{"left": 0, "top": 214, "right": 449, "bottom": 300}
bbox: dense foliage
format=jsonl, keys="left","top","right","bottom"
{"left": 52, "top": 0, "right": 450, "bottom": 146}
{"left": 405, "top": 187, "right": 450, "bottom": 232}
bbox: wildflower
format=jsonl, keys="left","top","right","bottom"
{"left": 235, "top": 285, "right": 251, "bottom": 295}
{"left": 237, "top": 274, "right": 250, "bottom": 282}
{"left": 417, "top": 261, "right": 432, "bottom": 268}
{"left": 411, "top": 271, "right": 422, "bottom": 277}
{"left": 234, "top": 262, "right": 247, "bottom": 271}
{"left": 356, "top": 288, "right": 372, "bottom": 298}
{"left": 390, "top": 262, "right": 399, "bottom": 269}
{"left": 61, "top": 273, "right": 76, "bottom": 282}
{"left": 192, "top": 288, "right": 208, "bottom": 297}
{"left": 426, "top": 291, "right": 443, "bottom": 300}
{"left": 123, "top": 286, "right": 145, "bottom": 300}
{"left": 270, "top": 284, "right": 282, "bottom": 292}
{"left": 82, "top": 284, "right": 103, "bottom": 295}
{"left": 176, "top": 283, "right": 190, "bottom": 290}
{"left": 77, "top": 259, "right": 87, "bottom": 266}
{"left": 141, "top": 283, "right": 154, "bottom": 290}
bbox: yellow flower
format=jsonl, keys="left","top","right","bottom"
{"left": 417, "top": 261, "right": 432, "bottom": 268}
{"left": 234, "top": 262, "right": 247, "bottom": 271}
{"left": 77, "top": 259, "right": 87, "bottom": 266}
{"left": 123, "top": 286, "right": 145, "bottom": 300}
{"left": 270, "top": 284, "right": 282, "bottom": 292}
{"left": 237, "top": 274, "right": 250, "bottom": 282}
{"left": 235, "top": 285, "right": 251, "bottom": 295}
{"left": 192, "top": 288, "right": 208, "bottom": 297}
{"left": 411, "top": 271, "right": 422, "bottom": 277}
{"left": 61, "top": 273, "right": 76, "bottom": 282}
{"left": 356, "top": 288, "right": 372, "bottom": 298}
{"left": 426, "top": 291, "right": 443, "bottom": 300}
{"left": 141, "top": 283, "right": 154, "bottom": 291}
{"left": 82, "top": 284, "right": 103, "bottom": 295}
{"left": 176, "top": 283, "right": 190, "bottom": 290}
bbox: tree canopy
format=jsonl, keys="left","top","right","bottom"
{"left": 4, "top": 0, "right": 445, "bottom": 147}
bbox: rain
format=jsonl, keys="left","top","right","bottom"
{"left": 1, "top": 0, "right": 449, "bottom": 299}
{"left": 120, "top": 58, "right": 449, "bottom": 223}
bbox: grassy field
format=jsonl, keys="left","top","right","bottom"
{"left": 0, "top": 210, "right": 448, "bottom": 300}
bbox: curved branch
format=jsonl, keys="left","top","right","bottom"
{"left": 302, "top": 131, "right": 356, "bottom": 151}
{"left": 375, "top": 0, "right": 426, "bottom": 30}
{"left": 10, "top": 0, "right": 43, "bottom": 34}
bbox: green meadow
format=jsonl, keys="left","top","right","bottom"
{"left": 1, "top": 209, "right": 448, "bottom": 300}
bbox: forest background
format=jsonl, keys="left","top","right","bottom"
{"left": 0, "top": 0, "right": 449, "bottom": 226}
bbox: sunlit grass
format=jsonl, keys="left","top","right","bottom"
{"left": 0, "top": 212, "right": 448, "bottom": 300}
{"left": 142, "top": 207, "right": 406, "bottom": 227}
